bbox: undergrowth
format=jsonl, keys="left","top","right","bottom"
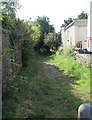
{"left": 3, "top": 47, "right": 91, "bottom": 118}
{"left": 48, "top": 53, "right": 91, "bottom": 104}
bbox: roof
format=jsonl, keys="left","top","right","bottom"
{"left": 64, "top": 19, "right": 87, "bottom": 30}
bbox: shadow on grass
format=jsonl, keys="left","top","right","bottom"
{"left": 2, "top": 54, "right": 89, "bottom": 118}
{"left": 26, "top": 58, "right": 87, "bottom": 118}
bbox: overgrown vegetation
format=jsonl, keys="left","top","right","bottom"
{"left": 48, "top": 53, "right": 91, "bottom": 104}
{"left": 2, "top": 41, "right": 35, "bottom": 118}
{"left": 58, "top": 45, "right": 75, "bottom": 58}
{"left": 33, "top": 16, "right": 55, "bottom": 54}
{"left": 3, "top": 47, "right": 91, "bottom": 118}
{"left": 1, "top": 0, "right": 32, "bottom": 67}
{"left": 44, "top": 32, "right": 61, "bottom": 51}
{"left": 2, "top": 1, "right": 91, "bottom": 119}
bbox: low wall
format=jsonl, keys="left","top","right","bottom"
{"left": 2, "top": 29, "right": 11, "bottom": 89}
{"left": 2, "top": 28, "right": 23, "bottom": 91}
{"left": 75, "top": 53, "right": 92, "bottom": 67}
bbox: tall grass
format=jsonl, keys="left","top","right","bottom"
{"left": 48, "top": 54, "right": 91, "bottom": 103}
{"left": 3, "top": 45, "right": 91, "bottom": 118}
{"left": 3, "top": 45, "right": 52, "bottom": 118}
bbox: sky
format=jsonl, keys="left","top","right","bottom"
{"left": 17, "top": 0, "right": 91, "bottom": 32}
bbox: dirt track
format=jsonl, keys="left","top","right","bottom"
{"left": 44, "top": 62, "right": 62, "bottom": 78}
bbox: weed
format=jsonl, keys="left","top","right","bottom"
{"left": 3, "top": 52, "right": 91, "bottom": 118}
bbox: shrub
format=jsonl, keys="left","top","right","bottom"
{"left": 44, "top": 32, "right": 61, "bottom": 51}
{"left": 57, "top": 45, "right": 75, "bottom": 58}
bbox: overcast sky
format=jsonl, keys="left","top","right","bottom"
{"left": 17, "top": 0, "right": 91, "bottom": 32}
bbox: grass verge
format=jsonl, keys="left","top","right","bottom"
{"left": 3, "top": 52, "right": 91, "bottom": 118}
{"left": 48, "top": 54, "right": 91, "bottom": 104}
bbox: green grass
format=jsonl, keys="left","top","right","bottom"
{"left": 48, "top": 54, "right": 91, "bottom": 104}
{"left": 3, "top": 51, "right": 91, "bottom": 118}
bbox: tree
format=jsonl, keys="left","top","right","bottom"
{"left": 77, "top": 11, "right": 88, "bottom": 19}
{"left": 31, "top": 21, "right": 41, "bottom": 42}
{"left": 1, "top": 0, "right": 20, "bottom": 29}
{"left": 44, "top": 32, "right": 61, "bottom": 51}
{"left": 34, "top": 16, "right": 55, "bottom": 54}
{"left": 1, "top": 1, "right": 33, "bottom": 67}
{"left": 61, "top": 17, "right": 73, "bottom": 27}
{"left": 35, "top": 16, "right": 55, "bottom": 40}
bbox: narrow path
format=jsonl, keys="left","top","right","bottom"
{"left": 3, "top": 54, "right": 90, "bottom": 118}
{"left": 15, "top": 56, "right": 83, "bottom": 118}
{"left": 44, "top": 62, "right": 61, "bottom": 78}
{"left": 42, "top": 61, "right": 82, "bottom": 118}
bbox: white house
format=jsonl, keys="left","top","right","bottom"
{"left": 87, "top": 1, "right": 92, "bottom": 52}
{"left": 61, "top": 19, "right": 87, "bottom": 49}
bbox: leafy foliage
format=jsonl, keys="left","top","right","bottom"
{"left": 34, "top": 16, "right": 55, "bottom": 54}
{"left": 36, "top": 16, "right": 55, "bottom": 40}
{"left": 61, "top": 17, "right": 73, "bottom": 27}
{"left": 1, "top": 0, "right": 20, "bottom": 29}
{"left": 1, "top": 0, "right": 34, "bottom": 68}
{"left": 44, "top": 32, "right": 61, "bottom": 51}
{"left": 58, "top": 46, "right": 75, "bottom": 58}
{"left": 77, "top": 11, "right": 88, "bottom": 19}
{"left": 31, "top": 21, "right": 41, "bottom": 42}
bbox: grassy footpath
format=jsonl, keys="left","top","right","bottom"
{"left": 3, "top": 52, "right": 91, "bottom": 118}
{"left": 48, "top": 54, "right": 91, "bottom": 104}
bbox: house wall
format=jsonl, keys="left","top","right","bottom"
{"left": 61, "top": 28, "right": 67, "bottom": 46}
{"left": 75, "top": 25, "right": 87, "bottom": 48}
{"left": 87, "top": 1, "right": 92, "bottom": 52}
{"left": 61, "top": 19, "right": 87, "bottom": 48}
{"left": 65, "top": 25, "right": 75, "bottom": 46}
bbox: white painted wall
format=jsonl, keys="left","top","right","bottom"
{"left": 61, "top": 19, "right": 87, "bottom": 48}
{"left": 75, "top": 25, "right": 87, "bottom": 48}
{"left": 87, "top": 1, "right": 92, "bottom": 52}
{"left": 61, "top": 28, "right": 66, "bottom": 46}
{"left": 65, "top": 25, "right": 75, "bottom": 46}
{"left": 78, "top": 26, "right": 87, "bottom": 42}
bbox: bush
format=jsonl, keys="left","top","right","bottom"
{"left": 44, "top": 32, "right": 61, "bottom": 51}
{"left": 57, "top": 45, "right": 75, "bottom": 58}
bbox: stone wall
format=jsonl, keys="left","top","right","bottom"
{"left": 75, "top": 53, "right": 92, "bottom": 67}
{"left": 2, "top": 29, "right": 11, "bottom": 89}
{"left": 14, "top": 39, "right": 23, "bottom": 73}
{"left": 2, "top": 28, "right": 23, "bottom": 90}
